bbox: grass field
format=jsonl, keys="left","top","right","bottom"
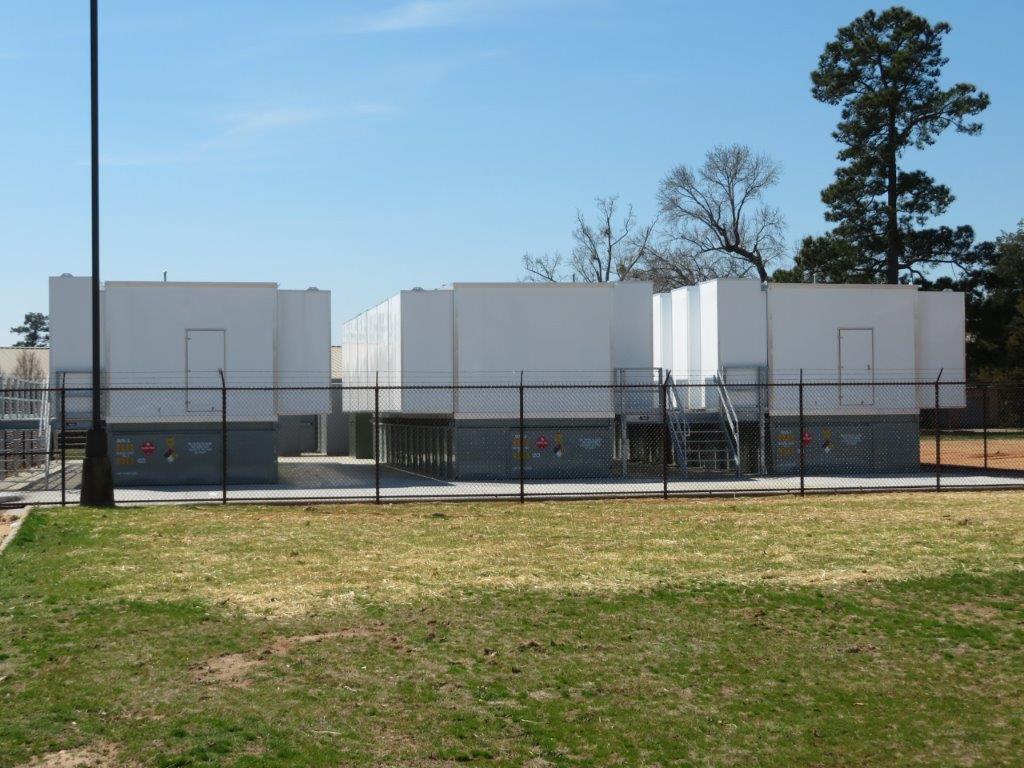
{"left": 1, "top": 494, "right": 1023, "bottom": 767}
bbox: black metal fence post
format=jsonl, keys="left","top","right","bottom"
{"left": 518, "top": 373, "right": 525, "bottom": 504}
{"left": 982, "top": 383, "right": 989, "bottom": 471}
{"left": 661, "top": 375, "right": 668, "bottom": 500}
{"left": 60, "top": 386, "right": 67, "bottom": 506}
{"left": 934, "top": 374, "right": 942, "bottom": 492}
{"left": 798, "top": 370, "right": 805, "bottom": 497}
{"left": 374, "top": 376, "right": 381, "bottom": 505}
{"left": 219, "top": 371, "right": 227, "bottom": 504}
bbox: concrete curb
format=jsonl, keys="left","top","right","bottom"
{"left": 0, "top": 505, "right": 32, "bottom": 555}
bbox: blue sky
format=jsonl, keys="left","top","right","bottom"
{"left": 2, "top": 0, "right": 1022, "bottom": 345}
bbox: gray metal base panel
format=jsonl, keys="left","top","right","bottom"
{"left": 770, "top": 414, "right": 920, "bottom": 474}
{"left": 109, "top": 422, "right": 277, "bottom": 486}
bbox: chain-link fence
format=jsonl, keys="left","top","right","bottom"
{"left": 3, "top": 380, "right": 1023, "bottom": 507}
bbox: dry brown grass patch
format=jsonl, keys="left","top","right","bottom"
{"left": 82, "top": 492, "right": 1024, "bottom": 618}
{"left": 16, "top": 741, "right": 123, "bottom": 768}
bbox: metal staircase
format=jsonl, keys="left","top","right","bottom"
{"left": 665, "top": 372, "right": 741, "bottom": 477}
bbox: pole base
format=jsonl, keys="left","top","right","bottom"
{"left": 80, "top": 425, "right": 115, "bottom": 507}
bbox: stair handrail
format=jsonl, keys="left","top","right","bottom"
{"left": 666, "top": 372, "right": 690, "bottom": 425}
{"left": 712, "top": 373, "right": 741, "bottom": 475}
{"left": 664, "top": 371, "right": 690, "bottom": 476}
{"left": 39, "top": 380, "right": 53, "bottom": 486}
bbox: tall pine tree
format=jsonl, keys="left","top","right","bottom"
{"left": 10, "top": 312, "right": 49, "bottom": 348}
{"left": 811, "top": 7, "right": 988, "bottom": 283}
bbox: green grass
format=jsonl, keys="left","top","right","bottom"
{"left": 1, "top": 493, "right": 1023, "bottom": 767}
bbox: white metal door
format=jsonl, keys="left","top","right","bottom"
{"left": 839, "top": 328, "right": 873, "bottom": 406}
{"left": 186, "top": 329, "right": 225, "bottom": 413}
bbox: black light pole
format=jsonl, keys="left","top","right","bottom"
{"left": 80, "top": 0, "right": 114, "bottom": 506}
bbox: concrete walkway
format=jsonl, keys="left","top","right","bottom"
{"left": 6, "top": 456, "right": 1023, "bottom": 506}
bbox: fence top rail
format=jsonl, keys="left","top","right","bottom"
{"left": 43, "top": 379, "right": 995, "bottom": 393}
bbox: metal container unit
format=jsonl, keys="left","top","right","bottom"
{"left": 341, "top": 282, "right": 653, "bottom": 479}
{"left": 48, "top": 276, "right": 331, "bottom": 486}
{"left": 653, "top": 279, "right": 967, "bottom": 474}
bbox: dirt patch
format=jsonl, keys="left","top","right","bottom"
{"left": 192, "top": 627, "right": 381, "bottom": 687}
{"left": 950, "top": 603, "right": 1001, "bottom": 622}
{"left": 191, "top": 652, "right": 262, "bottom": 688}
{"left": 920, "top": 436, "right": 1024, "bottom": 471}
{"left": 0, "top": 512, "right": 17, "bottom": 548}
{"left": 17, "top": 741, "right": 121, "bottom": 768}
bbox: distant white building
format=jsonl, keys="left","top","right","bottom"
{"left": 48, "top": 276, "right": 331, "bottom": 485}
{"left": 341, "top": 281, "right": 654, "bottom": 413}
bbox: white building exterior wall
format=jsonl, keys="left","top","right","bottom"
{"left": 652, "top": 293, "right": 671, "bottom": 372}
{"left": 653, "top": 279, "right": 966, "bottom": 417}
{"left": 340, "top": 282, "right": 654, "bottom": 417}
{"left": 687, "top": 288, "right": 702, "bottom": 381}
{"left": 697, "top": 282, "right": 720, "bottom": 381}
{"left": 401, "top": 289, "right": 454, "bottom": 413}
{"left": 915, "top": 290, "right": 967, "bottom": 408}
{"left": 453, "top": 283, "right": 613, "bottom": 383}
{"left": 340, "top": 293, "right": 403, "bottom": 411}
{"left": 48, "top": 276, "right": 96, "bottom": 374}
{"left": 48, "top": 277, "right": 330, "bottom": 423}
{"left": 47, "top": 276, "right": 97, "bottom": 419}
{"left": 276, "top": 289, "right": 331, "bottom": 414}
{"left": 103, "top": 282, "right": 278, "bottom": 422}
{"left": 453, "top": 283, "right": 618, "bottom": 415}
{"left": 668, "top": 288, "right": 689, "bottom": 379}
{"left": 715, "top": 280, "right": 768, "bottom": 372}
{"left": 611, "top": 281, "right": 654, "bottom": 371}
{"left": 766, "top": 284, "right": 919, "bottom": 416}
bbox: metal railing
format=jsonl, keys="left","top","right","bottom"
{"left": 665, "top": 372, "right": 690, "bottom": 477}
{"left": 0, "top": 375, "right": 47, "bottom": 421}
{"left": 712, "top": 374, "right": 741, "bottom": 477}
{"left": 0, "top": 376, "right": 50, "bottom": 485}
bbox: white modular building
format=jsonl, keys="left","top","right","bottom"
{"left": 342, "top": 281, "right": 653, "bottom": 406}
{"left": 653, "top": 279, "right": 966, "bottom": 474}
{"left": 653, "top": 279, "right": 964, "bottom": 395}
{"left": 340, "top": 282, "right": 654, "bottom": 479}
{"left": 49, "top": 276, "right": 331, "bottom": 485}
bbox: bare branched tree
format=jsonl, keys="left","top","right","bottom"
{"left": 638, "top": 244, "right": 747, "bottom": 293}
{"left": 570, "top": 196, "right": 657, "bottom": 282}
{"left": 521, "top": 251, "right": 564, "bottom": 282}
{"left": 520, "top": 196, "right": 657, "bottom": 283}
{"left": 13, "top": 349, "right": 46, "bottom": 382}
{"left": 657, "top": 144, "right": 785, "bottom": 282}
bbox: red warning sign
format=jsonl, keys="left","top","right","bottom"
{"left": 535, "top": 435, "right": 549, "bottom": 450}
{"left": 141, "top": 441, "right": 156, "bottom": 456}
